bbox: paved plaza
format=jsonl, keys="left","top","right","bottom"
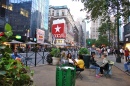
{"left": 31, "top": 64, "right": 130, "bottom": 86}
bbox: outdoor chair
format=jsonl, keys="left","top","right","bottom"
{"left": 104, "top": 61, "right": 114, "bottom": 78}
{"left": 76, "top": 69, "right": 84, "bottom": 80}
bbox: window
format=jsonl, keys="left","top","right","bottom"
{"left": 52, "top": 10, "right": 54, "bottom": 16}
{"left": 56, "top": 10, "right": 59, "bottom": 16}
{"left": 62, "top": 10, "right": 64, "bottom": 16}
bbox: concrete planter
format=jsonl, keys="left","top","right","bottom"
{"left": 52, "top": 57, "right": 60, "bottom": 65}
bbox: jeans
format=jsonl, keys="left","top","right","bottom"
{"left": 90, "top": 65, "right": 100, "bottom": 75}
{"left": 124, "top": 62, "right": 130, "bottom": 71}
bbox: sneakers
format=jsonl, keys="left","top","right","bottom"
{"left": 96, "top": 75, "right": 100, "bottom": 78}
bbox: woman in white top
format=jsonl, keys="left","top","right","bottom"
{"left": 67, "top": 53, "right": 74, "bottom": 64}
{"left": 100, "top": 54, "right": 109, "bottom": 75}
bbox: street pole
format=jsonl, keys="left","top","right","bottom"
{"left": 116, "top": 0, "right": 121, "bottom": 63}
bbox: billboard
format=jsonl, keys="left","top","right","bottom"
{"left": 36, "top": 29, "right": 45, "bottom": 44}
{"left": 52, "top": 23, "right": 66, "bottom": 38}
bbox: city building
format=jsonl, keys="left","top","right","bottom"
{"left": 81, "top": 20, "right": 86, "bottom": 47}
{"left": 90, "top": 16, "right": 101, "bottom": 40}
{"left": 0, "top": 0, "right": 49, "bottom": 43}
{"left": 48, "top": 5, "right": 78, "bottom": 47}
{"left": 0, "top": 0, "right": 7, "bottom": 32}
{"left": 75, "top": 17, "right": 87, "bottom": 47}
{"left": 86, "top": 31, "right": 89, "bottom": 39}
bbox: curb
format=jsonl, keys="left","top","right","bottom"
{"left": 113, "top": 64, "right": 130, "bottom": 76}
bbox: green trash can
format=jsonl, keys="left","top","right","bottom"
{"left": 56, "top": 65, "right": 76, "bottom": 86}
{"left": 83, "top": 55, "right": 91, "bottom": 69}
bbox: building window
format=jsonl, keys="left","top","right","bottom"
{"left": 62, "top": 10, "right": 64, "bottom": 16}
{"left": 56, "top": 10, "right": 59, "bottom": 16}
{"left": 52, "top": 10, "right": 54, "bottom": 16}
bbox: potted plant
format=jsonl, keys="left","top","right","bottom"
{"left": 78, "top": 48, "right": 90, "bottom": 69}
{"left": 79, "top": 48, "right": 89, "bottom": 55}
{"left": 0, "top": 23, "right": 34, "bottom": 86}
{"left": 50, "top": 48, "right": 61, "bottom": 65}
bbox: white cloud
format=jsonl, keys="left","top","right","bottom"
{"left": 49, "top": 0, "right": 86, "bottom": 20}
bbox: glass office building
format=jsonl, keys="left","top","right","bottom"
{"left": 0, "top": 0, "right": 49, "bottom": 38}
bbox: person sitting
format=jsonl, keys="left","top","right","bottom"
{"left": 100, "top": 54, "right": 109, "bottom": 76}
{"left": 124, "top": 55, "right": 130, "bottom": 72}
{"left": 11, "top": 49, "right": 22, "bottom": 61}
{"left": 72, "top": 54, "right": 85, "bottom": 71}
{"left": 67, "top": 53, "right": 73, "bottom": 64}
{"left": 89, "top": 53, "right": 100, "bottom": 78}
{"left": 60, "top": 51, "right": 69, "bottom": 65}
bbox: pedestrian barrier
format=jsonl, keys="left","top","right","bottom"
{"left": 56, "top": 65, "right": 76, "bottom": 86}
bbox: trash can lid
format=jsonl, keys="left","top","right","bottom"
{"left": 61, "top": 66, "right": 75, "bottom": 70}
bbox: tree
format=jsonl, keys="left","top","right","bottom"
{"left": 82, "top": 0, "right": 129, "bottom": 62}
{"left": 96, "top": 35, "right": 109, "bottom": 47}
{"left": 98, "top": 20, "right": 116, "bottom": 47}
{"left": 82, "top": 0, "right": 130, "bottom": 21}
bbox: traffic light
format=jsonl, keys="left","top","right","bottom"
{"left": 15, "top": 35, "right": 21, "bottom": 39}
{"left": 88, "top": 41, "right": 91, "bottom": 44}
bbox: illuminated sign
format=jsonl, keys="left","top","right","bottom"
{"left": 15, "top": 35, "right": 21, "bottom": 39}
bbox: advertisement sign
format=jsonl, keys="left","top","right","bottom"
{"left": 36, "top": 29, "right": 45, "bottom": 44}
{"left": 52, "top": 23, "right": 66, "bottom": 38}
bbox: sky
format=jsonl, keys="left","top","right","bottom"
{"left": 49, "top": 0, "right": 86, "bottom": 20}
{"left": 49, "top": 0, "right": 91, "bottom": 31}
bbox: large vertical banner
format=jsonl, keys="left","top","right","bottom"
{"left": 36, "top": 29, "right": 45, "bottom": 44}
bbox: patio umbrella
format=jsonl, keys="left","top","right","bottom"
{"left": 25, "top": 41, "right": 36, "bottom": 45}
{"left": 9, "top": 40, "right": 23, "bottom": 44}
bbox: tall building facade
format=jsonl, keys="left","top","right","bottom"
{"left": 0, "top": 0, "right": 7, "bottom": 32}
{"left": 48, "top": 5, "right": 78, "bottom": 47}
{"left": 86, "top": 31, "right": 89, "bottom": 39}
{"left": 81, "top": 21, "right": 86, "bottom": 47}
{"left": 90, "top": 17, "right": 101, "bottom": 40}
{"left": 0, "top": 0, "right": 49, "bottom": 42}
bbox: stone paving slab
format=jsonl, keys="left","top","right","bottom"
{"left": 31, "top": 65, "right": 130, "bottom": 86}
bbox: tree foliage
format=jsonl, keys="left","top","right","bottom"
{"left": 96, "top": 35, "right": 109, "bottom": 47}
{"left": 82, "top": 0, "right": 130, "bottom": 21}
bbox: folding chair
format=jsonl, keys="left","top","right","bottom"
{"left": 104, "top": 63, "right": 114, "bottom": 78}
{"left": 76, "top": 69, "right": 84, "bottom": 80}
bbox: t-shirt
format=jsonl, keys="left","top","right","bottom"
{"left": 76, "top": 59, "right": 85, "bottom": 69}
{"left": 11, "top": 54, "right": 21, "bottom": 59}
{"left": 125, "top": 50, "right": 129, "bottom": 56}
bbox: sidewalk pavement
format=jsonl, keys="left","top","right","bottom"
{"left": 31, "top": 64, "right": 130, "bottom": 86}
{"left": 107, "top": 55, "right": 130, "bottom": 75}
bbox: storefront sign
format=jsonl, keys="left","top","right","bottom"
{"left": 52, "top": 23, "right": 66, "bottom": 38}
{"left": 53, "top": 33, "right": 66, "bottom": 38}
{"left": 36, "top": 29, "right": 44, "bottom": 44}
